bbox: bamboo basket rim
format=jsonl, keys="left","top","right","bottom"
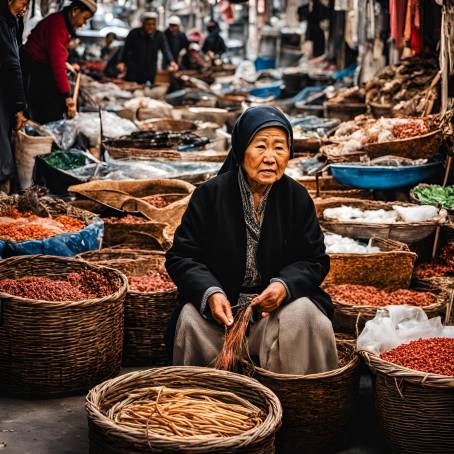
{"left": 363, "top": 128, "right": 442, "bottom": 148}
{"left": 78, "top": 249, "right": 177, "bottom": 297}
{"left": 250, "top": 341, "right": 358, "bottom": 382}
{"left": 86, "top": 366, "right": 283, "bottom": 449}
{"left": 360, "top": 350, "right": 454, "bottom": 388}
{"left": 0, "top": 255, "right": 128, "bottom": 308}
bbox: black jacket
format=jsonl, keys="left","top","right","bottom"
{"left": 202, "top": 31, "right": 226, "bottom": 56}
{"left": 0, "top": 3, "right": 25, "bottom": 182}
{"left": 163, "top": 28, "right": 188, "bottom": 68}
{"left": 166, "top": 170, "right": 333, "bottom": 319}
{"left": 120, "top": 27, "right": 174, "bottom": 84}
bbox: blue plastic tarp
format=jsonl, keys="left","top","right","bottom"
{"left": 0, "top": 218, "right": 104, "bottom": 258}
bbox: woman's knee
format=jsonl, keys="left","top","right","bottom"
{"left": 280, "top": 297, "right": 333, "bottom": 332}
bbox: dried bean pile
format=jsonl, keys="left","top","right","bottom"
{"left": 381, "top": 338, "right": 454, "bottom": 376}
{"left": 142, "top": 194, "right": 183, "bottom": 208}
{"left": 128, "top": 270, "right": 175, "bottom": 292}
{"left": 108, "top": 386, "right": 263, "bottom": 438}
{"left": 415, "top": 243, "right": 454, "bottom": 278}
{"left": 104, "top": 215, "right": 148, "bottom": 225}
{"left": 327, "top": 284, "right": 436, "bottom": 307}
{"left": 0, "top": 270, "right": 115, "bottom": 301}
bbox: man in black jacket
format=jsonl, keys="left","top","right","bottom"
{"left": 117, "top": 12, "right": 178, "bottom": 84}
{"left": 162, "top": 16, "right": 188, "bottom": 69}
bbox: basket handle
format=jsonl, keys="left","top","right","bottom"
{"left": 444, "top": 289, "right": 454, "bottom": 325}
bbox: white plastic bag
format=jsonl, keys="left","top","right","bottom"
{"left": 357, "top": 306, "right": 452, "bottom": 355}
{"left": 392, "top": 205, "right": 438, "bottom": 223}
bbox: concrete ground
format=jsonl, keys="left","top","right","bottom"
{"left": 0, "top": 370, "right": 390, "bottom": 454}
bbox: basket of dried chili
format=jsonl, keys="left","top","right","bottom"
{"left": 362, "top": 339, "right": 454, "bottom": 454}
{"left": 77, "top": 249, "right": 178, "bottom": 366}
{"left": 0, "top": 255, "right": 128, "bottom": 397}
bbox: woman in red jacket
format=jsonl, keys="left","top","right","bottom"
{"left": 22, "top": 0, "right": 96, "bottom": 124}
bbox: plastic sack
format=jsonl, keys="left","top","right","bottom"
{"left": 357, "top": 306, "right": 453, "bottom": 355}
{"left": 0, "top": 218, "right": 103, "bottom": 258}
{"left": 14, "top": 123, "right": 54, "bottom": 189}
{"left": 43, "top": 120, "right": 78, "bottom": 150}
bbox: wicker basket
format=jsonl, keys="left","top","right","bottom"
{"left": 316, "top": 197, "right": 442, "bottom": 244}
{"left": 86, "top": 366, "right": 283, "bottom": 453}
{"left": 0, "top": 255, "right": 128, "bottom": 397}
{"left": 137, "top": 118, "right": 197, "bottom": 132}
{"left": 409, "top": 183, "right": 454, "bottom": 214}
{"left": 361, "top": 351, "right": 454, "bottom": 454}
{"left": 368, "top": 101, "right": 394, "bottom": 118}
{"left": 247, "top": 341, "right": 359, "bottom": 454}
{"left": 78, "top": 249, "right": 178, "bottom": 366}
{"left": 325, "top": 237, "right": 417, "bottom": 290}
{"left": 104, "top": 145, "right": 182, "bottom": 160}
{"left": 330, "top": 278, "right": 452, "bottom": 336}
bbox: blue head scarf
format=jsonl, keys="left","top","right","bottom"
{"left": 218, "top": 106, "right": 294, "bottom": 175}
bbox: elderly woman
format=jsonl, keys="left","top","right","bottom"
{"left": 166, "top": 106, "right": 337, "bottom": 375}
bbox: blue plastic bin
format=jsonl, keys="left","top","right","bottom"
{"left": 330, "top": 162, "right": 442, "bottom": 190}
{"left": 250, "top": 82, "right": 282, "bottom": 99}
{"left": 255, "top": 56, "right": 276, "bottom": 71}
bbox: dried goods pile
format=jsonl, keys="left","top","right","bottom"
{"left": 128, "top": 271, "right": 175, "bottom": 293}
{"left": 0, "top": 208, "right": 85, "bottom": 241}
{"left": 415, "top": 243, "right": 454, "bottom": 278}
{"left": 142, "top": 194, "right": 184, "bottom": 208}
{"left": 104, "top": 215, "right": 148, "bottom": 225}
{"left": 0, "top": 270, "right": 115, "bottom": 301}
{"left": 323, "top": 204, "right": 441, "bottom": 224}
{"left": 329, "top": 117, "right": 432, "bottom": 155}
{"left": 326, "top": 87, "right": 365, "bottom": 105}
{"left": 108, "top": 386, "right": 263, "bottom": 438}
{"left": 380, "top": 338, "right": 454, "bottom": 376}
{"left": 365, "top": 58, "right": 438, "bottom": 115}
{"left": 327, "top": 284, "right": 436, "bottom": 307}
{"left": 324, "top": 233, "right": 380, "bottom": 254}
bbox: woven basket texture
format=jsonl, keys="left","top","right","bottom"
{"left": 331, "top": 278, "right": 451, "bottom": 336}
{"left": 249, "top": 341, "right": 359, "bottom": 454}
{"left": 323, "top": 101, "right": 366, "bottom": 122}
{"left": 86, "top": 366, "right": 283, "bottom": 453}
{"left": 104, "top": 145, "right": 182, "bottom": 160}
{"left": 137, "top": 119, "right": 197, "bottom": 132}
{"left": 409, "top": 183, "right": 454, "bottom": 214}
{"left": 316, "top": 197, "right": 440, "bottom": 243}
{"left": 325, "top": 237, "right": 417, "bottom": 290}
{"left": 362, "top": 351, "right": 454, "bottom": 454}
{"left": 78, "top": 249, "right": 177, "bottom": 366}
{"left": 0, "top": 255, "right": 127, "bottom": 397}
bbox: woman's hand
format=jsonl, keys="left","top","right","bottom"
{"left": 15, "top": 111, "right": 27, "bottom": 131}
{"left": 252, "top": 282, "right": 287, "bottom": 318}
{"left": 208, "top": 293, "right": 233, "bottom": 327}
{"left": 65, "top": 97, "right": 77, "bottom": 118}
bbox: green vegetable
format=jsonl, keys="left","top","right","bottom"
{"left": 44, "top": 150, "right": 87, "bottom": 171}
{"left": 413, "top": 184, "right": 454, "bottom": 210}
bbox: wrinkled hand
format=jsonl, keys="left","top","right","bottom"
{"left": 116, "top": 62, "right": 126, "bottom": 73}
{"left": 71, "top": 63, "right": 80, "bottom": 72}
{"left": 169, "top": 62, "right": 179, "bottom": 72}
{"left": 65, "top": 97, "right": 77, "bottom": 119}
{"left": 208, "top": 293, "right": 233, "bottom": 327}
{"left": 251, "top": 282, "right": 287, "bottom": 318}
{"left": 15, "top": 111, "right": 27, "bottom": 131}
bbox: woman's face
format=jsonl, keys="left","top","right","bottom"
{"left": 70, "top": 8, "right": 93, "bottom": 29}
{"left": 242, "top": 127, "right": 290, "bottom": 187}
{"left": 8, "top": 0, "right": 29, "bottom": 17}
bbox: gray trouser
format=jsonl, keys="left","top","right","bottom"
{"left": 173, "top": 297, "right": 338, "bottom": 375}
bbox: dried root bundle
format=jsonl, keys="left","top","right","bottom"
{"left": 108, "top": 386, "right": 263, "bottom": 439}
{"left": 215, "top": 304, "right": 254, "bottom": 371}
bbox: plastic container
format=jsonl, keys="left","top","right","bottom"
{"left": 250, "top": 82, "right": 282, "bottom": 99}
{"left": 330, "top": 162, "right": 442, "bottom": 190}
{"left": 255, "top": 56, "right": 276, "bottom": 71}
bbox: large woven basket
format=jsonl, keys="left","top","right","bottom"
{"left": 325, "top": 237, "right": 417, "bottom": 290}
{"left": 0, "top": 255, "right": 127, "bottom": 397}
{"left": 316, "top": 197, "right": 442, "bottom": 244}
{"left": 78, "top": 249, "right": 178, "bottom": 366}
{"left": 86, "top": 366, "right": 283, "bottom": 453}
{"left": 247, "top": 341, "right": 359, "bottom": 454}
{"left": 361, "top": 351, "right": 454, "bottom": 454}
{"left": 323, "top": 100, "right": 366, "bottom": 122}
{"left": 330, "top": 278, "right": 452, "bottom": 336}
